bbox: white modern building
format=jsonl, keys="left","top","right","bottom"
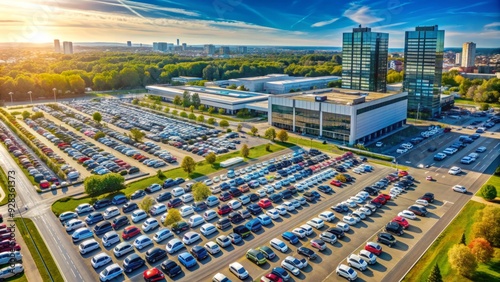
{"left": 461, "top": 42, "right": 476, "bottom": 68}
{"left": 265, "top": 76, "right": 341, "bottom": 94}
{"left": 268, "top": 88, "right": 408, "bottom": 145}
{"left": 171, "top": 76, "right": 203, "bottom": 84}
{"left": 227, "top": 74, "right": 292, "bottom": 91}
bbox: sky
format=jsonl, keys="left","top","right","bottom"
{"left": 0, "top": 0, "right": 499, "bottom": 47}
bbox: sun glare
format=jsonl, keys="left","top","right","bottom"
{"left": 29, "top": 31, "right": 52, "bottom": 43}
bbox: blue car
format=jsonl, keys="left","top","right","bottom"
{"left": 227, "top": 170, "right": 235, "bottom": 178}
{"left": 178, "top": 252, "right": 197, "bottom": 268}
{"left": 245, "top": 219, "right": 262, "bottom": 232}
{"left": 257, "top": 215, "right": 272, "bottom": 226}
{"left": 282, "top": 231, "right": 299, "bottom": 245}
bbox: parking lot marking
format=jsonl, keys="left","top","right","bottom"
{"left": 494, "top": 142, "right": 500, "bottom": 149}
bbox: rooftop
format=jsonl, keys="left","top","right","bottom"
{"left": 229, "top": 74, "right": 289, "bottom": 81}
{"left": 265, "top": 76, "right": 340, "bottom": 86}
{"left": 288, "top": 88, "right": 402, "bottom": 105}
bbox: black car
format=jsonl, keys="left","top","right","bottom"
{"left": 249, "top": 193, "right": 259, "bottom": 202}
{"left": 163, "top": 179, "right": 176, "bottom": 188}
{"left": 172, "top": 221, "right": 189, "bottom": 234}
{"left": 343, "top": 174, "right": 353, "bottom": 182}
{"left": 190, "top": 245, "right": 208, "bottom": 261}
{"left": 297, "top": 247, "right": 317, "bottom": 260}
{"left": 112, "top": 215, "right": 129, "bottom": 230}
{"left": 192, "top": 201, "right": 208, "bottom": 212}
{"left": 325, "top": 227, "right": 344, "bottom": 238}
{"left": 385, "top": 222, "right": 404, "bottom": 236}
{"left": 161, "top": 259, "right": 182, "bottom": 277}
{"left": 303, "top": 192, "right": 315, "bottom": 202}
{"left": 269, "top": 193, "right": 282, "bottom": 203}
{"left": 168, "top": 198, "right": 183, "bottom": 208}
{"left": 377, "top": 232, "right": 397, "bottom": 247}
{"left": 318, "top": 185, "right": 332, "bottom": 193}
{"left": 156, "top": 192, "right": 172, "bottom": 202}
{"left": 233, "top": 225, "right": 251, "bottom": 237}
{"left": 216, "top": 218, "right": 231, "bottom": 229}
{"left": 130, "top": 189, "right": 146, "bottom": 200}
{"left": 229, "top": 188, "right": 242, "bottom": 198}
{"left": 335, "top": 166, "right": 346, "bottom": 173}
{"left": 408, "top": 205, "right": 427, "bottom": 216}
{"left": 363, "top": 187, "right": 378, "bottom": 196}
{"left": 145, "top": 247, "right": 167, "bottom": 263}
{"left": 93, "top": 221, "right": 112, "bottom": 235}
{"left": 247, "top": 204, "right": 262, "bottom": 215}
{"left": 281, "top": 190, "right": 292, "bottom": 199}
{"left": 123, "top": 253, "right": 145, "bottom": 273}
{"left": 228, "top": 212, "right": 244, "bottom": 224}
{"left": 128, "top": 167, "right": 139, "bottom": 174}
{"left": 122, "top": 202, "right": 138, "bottom": 213}
{"left": 272, "top": 267, "right": 291, "bottom": 281}
{"left": 311, "top": 190, "right": 321, "bottom": 199}
{"left": 420, "top": 192, "right": 434, "bottom": 203}
{"left": 93, "top": 199, "right": 111, "bottom": 210}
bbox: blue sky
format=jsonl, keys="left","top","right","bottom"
{"left": 1, "top": 0, "right": 499, "bottom": 47}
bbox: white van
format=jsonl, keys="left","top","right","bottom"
{"left": 189, "top": 215, "right": 204, "bottom": 228}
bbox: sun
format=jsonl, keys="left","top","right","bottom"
{"left": 29, "top": 31, "right": 53, "bottom": 43}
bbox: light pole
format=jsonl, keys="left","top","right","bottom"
{"left": 52, "top": 88, "right": 57, "bottom": 103}
{"left": 416, "top": 103, "right": 421, "bottom": 121}
{"left": 8, "top": 92, "right": 13, "bottom": 104}
{"left": 27, "top": 91, "right": 32, "bottom": 104}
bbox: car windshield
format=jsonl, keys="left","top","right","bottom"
{"left": 185, "top": 256, "right": 193, "bottom": 262}
{"left": 348, "top": 268, "right": 355, "bottom": 274}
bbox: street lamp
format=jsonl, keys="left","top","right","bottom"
{"left": 52, "top": 88, "right": 57, "bottom": 103}
{"left": 8, "top": 92, "right": 13, "bottom": 104}
{"left": 416, "top": 103, "right": 421, "bottom": 121}
{"left": 27, "top": 91, "right": 32, "bottom": 104}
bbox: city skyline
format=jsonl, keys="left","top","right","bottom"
{"left": 1, "top": 0, "right": 499, "bottom": 47}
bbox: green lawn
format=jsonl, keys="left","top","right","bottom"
{"left": 14, "top": 218, "right": 63, "bottom": 282}
{"left": 454, "top": 98, "right": 500, "bottom": 108}
{"left": 52, "top": 143, "right": 287, "bottom": 215}
{"left": 0, "top": 165, "right": 11, "bottom": 206}
{"left": 402, "top": 201, "right": 500, "bottom": 282}
{"left": 478, "top": 171, "right": 500, "bottom": 199}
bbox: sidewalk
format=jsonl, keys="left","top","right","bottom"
{"left": 13, "top": 218, "right": 41, "bottom": 281}
{"left": 471, "top": 195, "right": 500, "bottom": 206}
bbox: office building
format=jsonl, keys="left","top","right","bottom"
{"left": 127, "top": 41, "right": 132, "bottom": 47}
{"left": 461, "top": 42, "right": 476, "bottom": 68}
{"left": 182, "top": 43, "right": 187, "bottom": 51}
{"left": 342, "top": 26, "right": 389, "bottom": 93}
{"left": 62, "top": 41, "right": 73, "bottom": 54}
{"left": 455, "top": 53, "right": 462, "bottom": 65}
{"left": 204, "top": 44, "right": 215, "bottom": 55}
{"left": 389, "top": 60, "right": 403, "bottom": 72}
{"left": 238, "top": 46, "right": 247, "bottom": 54}
{"left": 268, "top": 88, "right": 408, "bottom": 145}
{"left": 265, "top": 76, "right": 341, "bottom": 94}
{"left": 157, "top": 42, "right": 168, "bottom": 52}
{"left": 403, "top": 25, "right": 444, "bottom": 118}
{"left": 153, "top": 42, "right": 158, "bottom": 51}
{"left": 220, "top": 46, "right": 230, "bottom": 55}
{"left": 226, "top": 74, "right": 292, "bottom": 92}
{"left": 54, "top": 39, "right": 60, "bottom": 53}
{"left": 177, "top": 39, "right": 180, "bottom": 46}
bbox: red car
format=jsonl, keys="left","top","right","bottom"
{"left": 380, "top": 193, "right": 392, "bottom": 201}
{"left": 122, "top": 226, "right": 141, "bottom": 240}
{"left": 444, "top": 127, "right": 451, "bottom": 133}
{"left": 39, "top": 180, "right": 50, "bottom": 189}
{"left": 219, "top": 192, "right": 232, "bottom": 202}
{"left": 398, "top": 170, "right": 408, "bottom": 177}
{"left": 263, "top": 273, "right": 283, "bottom": 282}
{"left": 0, "top": 240, "right": 20, "bottom": 252}
{"left": 239, "top": 185, "right": 250, "bottom": 193}
{"left": 258, "top": 199, "right": 272, "bottom": 209}
{"left": 143, "top": 267, "right": 164, "bottom": 281}
{"left": 372, "top": 196, "right": 386, "bottom": 205}
{"left": 364, "top": 242, "right": 382, "bottom": 256}
{"left": 330, "top": 179, "right": 342, "bottom": 187}
{"left": 392, "top": 216, "right": 410, "bottom": 229}
{"left": 217, "top": 204, "right": 232, "bottom": 215}
{"left": 78, "top": 157, "right": 90, "bottom": 163}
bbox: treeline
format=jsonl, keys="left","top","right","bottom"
{"left": 442, "top": 70, "right": 500, "bottom": 103}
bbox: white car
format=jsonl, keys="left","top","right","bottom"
{"left": 99, "top": 263, "right": 123, "bottom": 281}
{"left": 281, "top": 259, "right": 300, "bottom": 276}
{"left": 213, "top": 176, "right": 220, "bottom": 183}
{"left": 0, "top": 264, "right": 23, "bottom": 279}
{"left": 356, "top": 191, "right": 370, "bottom": 200}
{"left": 142, "top": 218, "right": 159, "bottom": 232}
{"left": 229, "top": 262, "right": 249, "bottom": 279}
{"left": 336, "top": 264, "right": 358, "bottom": 281}
{"left": 210, "top": 186, "right": 221, "bottom": 194}
{"left": 350, "top": 196, "right": 364, "bottom": 204}
{"left": 166, "top": 238, "right": 185, "bottom": 254}
{"left": 376, "top": 142, "right": 383, "bottom": 147}
{"left": 282, "top": 201, "right": 295, "bottom": 211}
{"left": 203, "top": 209, "right": 218, "bottom": 221}
{"left": 448, "top": 166, "right": 462, "bottom": 175}
{"left": 452, "top": 185, "right": 467, "bottom": 193}
{"left": 75, "top": 203, "right": 94, "bottom": 215}
{"left": 415, "top": 199, "right": 429, "bottom": 206}
{"left": 239, "top": 195, "right": 250, "bottom": 205}
{"left": 149, "top": 203, "right": 167, "bottom": 216}
{"left": 180, "top": 193, "right": 194, "bottom": 203}
{"left": 102, "top": 231, "right": 120, "bottom": 247}
{"left": 358, "top": 207, "right": 372, "bottom": 216}
{"left": 103, "top": 207, "right": 120, "bottom": 220}
{"left": 275, "top": 205, "right": 288, "bottom": 215}
{"left": 113, "top": 242, "right": 134, "bottom": 257}
{"left": 292, "top": 228, "right": 307, "bottom": 239}
{"left": 204, "top": 179, "right": 214, "bottom": 186}
{"left": 299, "top": 224, "right": 313, "bottom": 236}
{"left": 153, "top": 228, "right": 173, "bottom": 243}
{"left": 270, "top": 238, "right": 288, "bottom": 253}
{"left": 228, "top": 200, "right": 241, "bottom": 210}
{"left": 351, "top": 211, "right": 366, "bottom": 221}
{"left": 91, "top": 252, "right": 112, "bottom": 269}
{"left": 257, "top": 189, "right": 267, "bottom": 198}
{"left": 307, "top": 218, "right": 324, "bottom": 229}
{"left": 204, "top": 241, "right": 221, "bottom": 255}
{"left": 266, "top": 209, "right": 280, "bottom": 219}
{"left": 179, "top": 206, "right": 194, "bottom": 217}
{"left": 359, "top": 249, "right": 377, "bottom": 264}
{"left": 348, "top": 254, "right": 368, "bottom": 271}
{"left": 200, "top": 223, "right": 217, "bottom": 236}
{"left": 131, "top": 210, "right": 147, "bottom": 223}
{"left": 343, "top": 216, "right": 357, "bottom": 226}
{"left": 263, "top": 185, "right": 275, "bottom": 194}
{"left": 172, "top": 187, "right": 185, "bottom": 197}
{"left": 182, "top": 231, "right": 201, "bottom": 245}
{"left": 133, "top": 235, "right": 153, "bottom": 250}
{"left": 337, "top": 222, "right": 350, "bottom": 232}
{"left": 319, "top": 211, "right": 335, "bottom": 222}
{"left": 345, "top": 200, "right": 357, "bottom": 208}
{"left": 284, "top": 255, "right": 307, "bottom": 269}
{"left": 398, "top": 210, "right": 417, "bottom": 220}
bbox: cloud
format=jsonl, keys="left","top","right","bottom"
{"left": 343, "top": 5, "right": 383, "bottom": 25}
{"left": 373, "top": 22, "right": 407, "bottom": 29}
{"left": 311, "top": 18, "right": 339, "bottom": 27}
{"left": 0, "top": 20, "right": 22, "bottom": 23}
{"left": 484, "top": 22, "right": 500, "bottom": 30}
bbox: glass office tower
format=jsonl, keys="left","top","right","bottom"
{"left": 342, "top": 27, "right": 389, "bottom": 93}
{"left": 403, "top": 25, "right": 445, "bottom": 119}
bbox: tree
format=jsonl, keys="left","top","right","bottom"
{"left": 164, "top": 208, "right": 182, "bottom": 226}
{"left": 188, "top": 113, "right": 196, "bottom": 120}
{"left": 92, "top": 112, "right": 102, "bottom": 124}
{"left": 180, "top": 111, "right": 188, "bottom": 118}
{"left": 277, "top": 129, "right": 289, "bottom": 142}
{"left": 21, "top": 111, "right": 30, "bottom": 119}
{"left": 130, "top": 128, "right": 145, "bottom": 142}
{"left": 164, "top": 107, "right": 170, "bottom": 113}
{"left": 264, "top": 128, "right": 276, "bottom": 140}
{"left": 237, "top": 123, "right": 243, "bottom": 132}
{"left": 189, "top": 105, "right": 195, "bottom": 113}
{"left": 227, "top": 84, "right": 237, "bottom": 89}
{"left": 460, "top": 233, "right": 466, "bottom": 245}
{"left": 240, "top": 144, "right": 250, "bottom": 158}
{"left": 172, "top": 110, "right": 178, "bottom": 115}
{"left": 448, "top": 244, "right": 477, "bottom": 277}
{"left": 182, "top": 91, "right": 191, "bottom": 108}
{"left": 139, "top": 196, "right": 154, "bottom": 212}
{"left": 205, "top": 152, "right": 216, "bottom": 165}
{"left": 335, "top": 174, "right": 346, "bottom": 182}
{"left": 250, "top": 126, "right": 258, "bottom": 136}
{"left": 207, "top": 118, "right": 215, "bottom": 125}
{"left": 192, "top": 182, "right": 211, "bottom": 201}
{"left": 132, "top": 99, "right": 139, "bottom": 105}
{"left": 173, "top": 95, "right": 182, "bottom": 108}
{"left": 219, "top": 119, "right": 229, "bottom": 129}
{"left": 218, "top": 108, "right": 225, "bottom": 115}
{"left": 94, "top": 131, "right": 105, "bottom": 140}
{"left": 472, "top": 206, "right": 500, "bottom": 247}
{"left": 480, "top": 103, "right": 490, "bottom": 111}
{"left": 197, "top": 115, "right": 205, "bottom": 123}
{"left": 198, "top": 105, "right": 205, "bottom": 112}
{"left": 481, "top": 184, "right": 497, "bottom": 201}
{"left": 208, "top": 107, "right": 215, "bottom": 114}
{"left": 468, "top": 237, "right": 494, "bottom": 263}
{"left": 83, "top": 173, "right": 125, "bottom": 196}
{"left": 427, "top": 264, "right": 443, "bottom": 282}
{"left": 181, "top": 156, "right": 196, "bottom": 174}
{"left": 191, "top": 93, "right": 201, "bottom": 108}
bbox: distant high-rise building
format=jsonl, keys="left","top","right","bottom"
{"left": 403, "top": 25, "right": 444, "bottom": 118}
{"left": 157, "top": 42, "right": 168, "bottom": 52}
{"left": 153, "top": 42, "right": 158, "bottom": 51}
{"left": 62, "top": 41, "right": 73, "bottom": 54}
{"left": 455, "top": 53, "right": 462, "bottom": 65}
{"left": 204, "top": 44, "right": 215, "bottom": 55}
{"left": 140, "top": 43, "right": 142, "bottom": 47}
{"left": 177, "top": 39, "right": 180, "bottom": 46}
{"left": 220, "top": 46, "right": 230, "bottom": 55}
{"left": 238, "top": 46, "right": 247, "bottom": 54}
{"left": 341, "top": 26, "right": 388, "bottom": 92}
{"left": 182, "top": 43, "right": 187, "bottom": 51}
{"left": 127, "top": 41, "right": 132, "bottom": 47}
{"left": 461, "top": 42, "right": 476, "bottom": 68}
{"left": 54, "top": 39, "right": 60, "bottom": 53}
